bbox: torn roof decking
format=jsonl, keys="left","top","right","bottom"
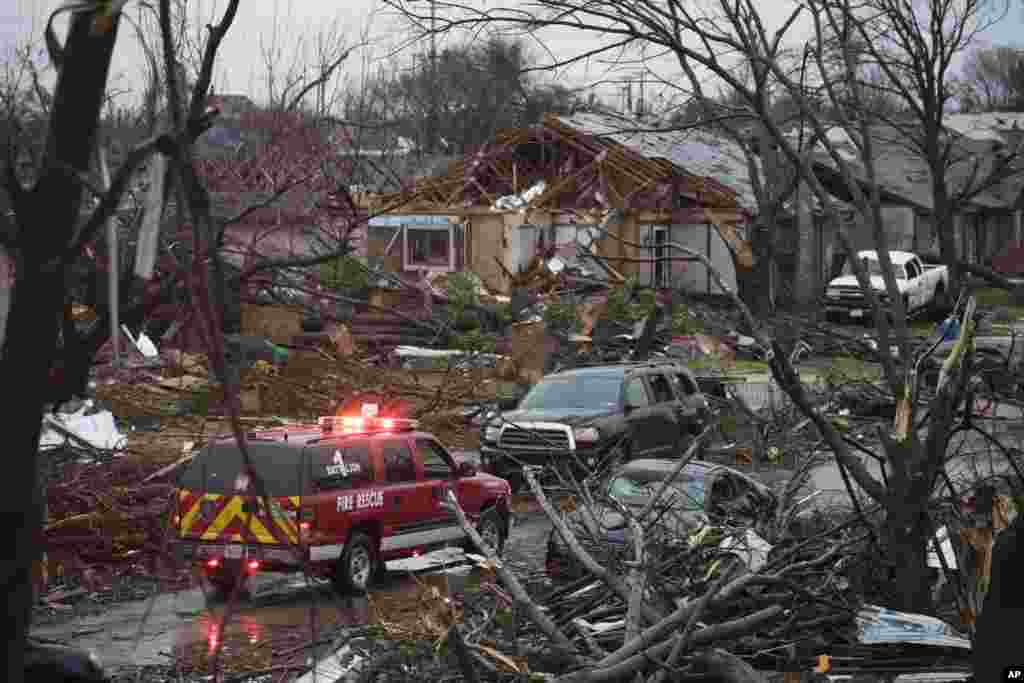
{"left": 375, "top": 113, "right": 750, "bottom": 217}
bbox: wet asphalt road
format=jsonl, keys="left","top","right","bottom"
{"left": 31, "top": 505, "right": 554, "bottom": 675}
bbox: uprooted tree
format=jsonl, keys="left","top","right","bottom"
{"left": 385, "top": 0, "right": 1024, "bottom": 622}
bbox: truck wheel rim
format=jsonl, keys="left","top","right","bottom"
{"left": 350, "top": 547, "right": 371, "bottom": 588}
{"left": 480, "top": 518, "right": 501, "bottom": 551}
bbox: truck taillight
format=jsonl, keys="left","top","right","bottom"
{"left": 299, "top": 508, "right": 315, "bottom": 537}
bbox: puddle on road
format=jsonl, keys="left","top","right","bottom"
{"left": 31, "top": 548, "right": 479, "bottom": 676}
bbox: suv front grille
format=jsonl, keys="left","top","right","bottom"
{"left": 499, "top": 425, "right": 572, "bottom": 451}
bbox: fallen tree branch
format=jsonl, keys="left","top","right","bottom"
{"left": 524, "top": 466, "right": 664, "bottom": 627}
{"left": 441, "top": 489, "right": 582, "bottom": 660}
{"left": 555, "top": 605, "right": 785, "bottom": 682}
{"left": 593, "top": 572, "right": 761, "bottom": 669}
{"left": 650, "top": 563, "right": 737, "bottom": 683}
{"left": 637, "top": 426, "right": 713, "bottom": 524}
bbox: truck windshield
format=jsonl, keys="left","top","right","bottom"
{"left": 519, "top": 375, "right": 622, "bottom": 411}
{"left": 842, "top": 259, "right": 906, "bottom": 279}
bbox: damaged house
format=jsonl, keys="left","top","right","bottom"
{"left": 364, "top": 112, "right": 758, "bottom": 295}
{"left": 805, "top": 116, "right": 1024, "bottom": 284}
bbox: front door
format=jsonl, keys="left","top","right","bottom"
{"left": 623, "top": 375, "right": 658, "bottom": 457}
{"left": 414, "top": 438, "right": 466, "bottom": 548}
{"left": 379, "top": 438, "right": 432, "bottom": 555}
{"left": 644, "top": 372, "right": 687, "bottom": 456}
{"left": 653, "top": 227, "right": 668, "bottom": 288}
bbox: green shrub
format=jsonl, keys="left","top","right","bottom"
{"left": 443, "top": 271, "right": 482, "bottom": 308}
{"left": 543, "top": 299, "right": 579, "bottom": 332}
{"left": 319, "top": 255, "right": 370, "bottom": 292}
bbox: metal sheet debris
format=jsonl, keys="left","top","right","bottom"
{"left": 40, "top": 402, "right": 127, "bottom": 452}
{"left": 856, "top": 605, "right": 971, "bottom": 649}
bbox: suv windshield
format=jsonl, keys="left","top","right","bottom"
{"left": 518, "top": 375, "right": 622, "bottom": 411}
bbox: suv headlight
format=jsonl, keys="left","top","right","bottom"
{"left": 826, "top": 288, "right": 840, "bottom": 298}
{"left": 483, "top": 425, "right": 501, "bottom": 442}
{"left": 573, "top": 427, "right": 600, "bottom": 444}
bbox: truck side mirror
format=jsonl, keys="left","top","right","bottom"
{"left": 456, "top": 461, "right": 477, "bottom": 478}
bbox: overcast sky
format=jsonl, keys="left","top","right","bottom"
{"left": 2, "top": 0, "right": 1023, "bottom": 114}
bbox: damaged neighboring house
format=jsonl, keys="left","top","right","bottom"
{"left": 363, "top": 111, "right": 758, "bottom": 295}
{"left": 806, "top": 117, "right": 1024, "bottom": 283}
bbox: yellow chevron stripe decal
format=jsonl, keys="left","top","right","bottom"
{"left": 179, "top": 494, "right": 205, "bottom": 536}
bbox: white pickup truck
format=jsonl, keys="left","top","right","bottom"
{"left": 823, "top": 250, "right": 950, "bottom": 322}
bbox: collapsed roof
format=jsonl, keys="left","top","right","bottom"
{"left": 374, "top": 112, "right": 752, "bottom": 216}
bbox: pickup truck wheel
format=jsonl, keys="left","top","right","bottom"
{"left": 333, "top": 532, "right": 376, "bottom": 595}
{"left": 466, "top": 507, "right": 506, "bottom": 556}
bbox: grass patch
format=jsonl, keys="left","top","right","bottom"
{"left": 974, "top": 287, "right": 1013, "bottom": 307}
{"left": 974, "top": 287, "right": 1024, "bottom": 320}
{"left": 910, "top": 318, "right": 937, "bottom": 336}
{"left": 688, "top": 357, "right": 770, "bottom": 374}
{"left": 823, "top": 356, "right": 883, "bottom": 383}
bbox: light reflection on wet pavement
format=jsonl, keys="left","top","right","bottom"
{"left": 31, "top": 510, "right": 553, "bottom": 677}
{"left": 28, "top": 549, "right": 472, "bottom": 672}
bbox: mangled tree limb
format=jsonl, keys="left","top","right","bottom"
{"left": 650, "top": 565, "right": 737, "bottom": 683}
{"left": 637, "top": 426, "right": 713, "bottom": 524}
{"left": 524, "top": 467, "right": 664, "bottom": 626}
{"left": 441, "top": 489, "right": 582, "bottom": 659}
{"left": 555, "top": 605, "right": 785, "bottom": 683}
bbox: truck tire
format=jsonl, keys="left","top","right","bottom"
{"left": 333, "top": 531, "right": 377, "bottom": 595}
{"left": 465, "top": 507, "right": 506, "bottom": 556}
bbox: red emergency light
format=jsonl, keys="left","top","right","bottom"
{"left": 319, "top": 404, "right": 418, "bottom": 434}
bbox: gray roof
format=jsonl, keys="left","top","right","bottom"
{"left": 809, "top": 123, "right": 1024, "bottom": 212}
{"left": 555, "top": 112, "right": 758, "bottom": 210}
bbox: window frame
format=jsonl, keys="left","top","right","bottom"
{"left": 623, "top": 376, "right": 651, "bottom": 408}
{"left": 416, "top": 438, "right": 455, "bottom": 480}
{"left": 403, "top": 224, "right": 456, "bottom": 272}
{"left": 382, "top": 439, "right": 418, "bottom": 483}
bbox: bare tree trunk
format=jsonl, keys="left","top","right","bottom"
{"left": 0, "top": 12, "right": 121, "bottom": 681}
{"left": 882, "top": 490, "right": 935, "bottom": 613}
{"left": 792, "top": 180, "right": 818, "bottom": 308}
{"left": 736, "top": 220, "right": 775, "bottom": 318}
{"left": 937, "top": 211, "right": 961, "bottom": 291}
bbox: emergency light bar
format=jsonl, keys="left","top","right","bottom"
{"left": 318, "top": 404, "right": 419, "bottom": 434}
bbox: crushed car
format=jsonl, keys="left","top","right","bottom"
{"left": 174, "top": 404, "right": 513, "bottom": 597}
{"left": 545, "top": 458, "right": 777, "bottom": 580}
{"left": 480, "top": 361, "right": 712, "bottom": 491}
